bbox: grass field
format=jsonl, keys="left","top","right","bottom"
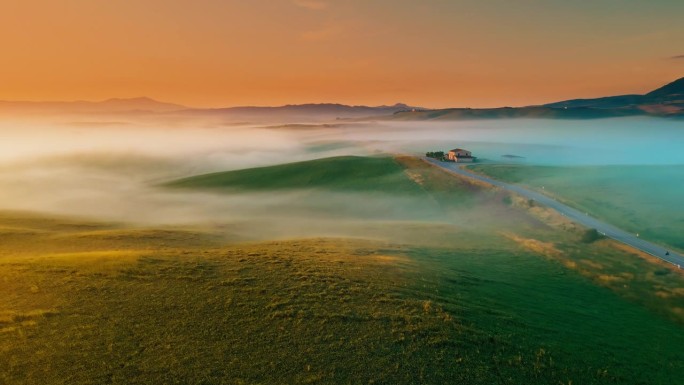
{"left": 2, "top": 156, "right": 684, "bottom": 384}
{"left": 467, "top": 164, "right": 684, "bottom": 252}
{"left": 165, "top": 156, "right": 426, "bottom": 194}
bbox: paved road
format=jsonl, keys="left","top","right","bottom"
{"left": 424, "top": 157, "right": 684, "bottom": 269}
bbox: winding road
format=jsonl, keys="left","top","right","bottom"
{"left": 424, "top": 157, "right": 684, "bottom": 269}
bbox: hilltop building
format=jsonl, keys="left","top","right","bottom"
{"left": 447, "top": 148, "right": 475, "bottom": 162}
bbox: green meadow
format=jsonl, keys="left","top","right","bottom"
{"left": 165, "top": 155, "right": 426, "bottom": 194}
{"left": 468, "top": 164, "right": 684, "bottom": 252}
{"left": 2, "top": 156, "right": 684, "bottom": 384}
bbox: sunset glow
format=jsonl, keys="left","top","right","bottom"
{"left": 2, "top": 0, "right": 683, "bottom": 107}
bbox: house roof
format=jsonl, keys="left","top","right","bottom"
{"left": 449, "top": 148, "right": 470, "bottom": 152}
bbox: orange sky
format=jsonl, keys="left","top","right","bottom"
{"left": 1, "top": 0, "right": 682, "bottom": 108}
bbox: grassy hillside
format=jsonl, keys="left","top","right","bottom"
{"left": 2, "top": 209, "right": 684, "bottom": 384}
{"left": 166, "top": 156, "right": 425, "bottom": 194}
{"left": 3, "top": 158, "right": 684, "bottom": 384}
{"left": 468, "top": 164, "right": 684, "bottom": 252}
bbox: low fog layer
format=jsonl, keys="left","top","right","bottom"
{"left": 0, "top": 115, "right": 682, "bottom": 240}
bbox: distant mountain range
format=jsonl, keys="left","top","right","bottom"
{"left": 0, "top": 97, "right": 186, "bottom": 114}
{"left": 180, "top": 103, "right": 419, "bottom": 120}
{"left": 0, "top": 97, "right": 418, "bottom": 120}
{"left": 0, "top": 77, "right": 681, "bottom": 120}
{"left": 390, "top": 77, "right": 684, "bottom": 120}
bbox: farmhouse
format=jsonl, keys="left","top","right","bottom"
{"left": 447, "top": 148, "right": 475, "bottom": 162}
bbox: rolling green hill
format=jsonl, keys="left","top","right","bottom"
{"left": 4, "top": 157, "right": 684, "bottom": 383}
{"left": 166, "top": 155, "right": 425, "bottom": 194}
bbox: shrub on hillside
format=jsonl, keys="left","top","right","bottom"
{"left": 425, "top": 151, "right": 445, "bottom": 159}
{"left": 581, "top": 228, "right": 604, "bottom": 243}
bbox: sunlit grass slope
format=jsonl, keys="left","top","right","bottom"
{"left": 468, "top": 164, "right": 684, "bottom": 252}
{"left": 2, "top": 211, "right": 684, "bottom": 384}
{"left": 166, "top": 155, "right": 425, "bottom": 194}
{"left": 3, "top": 158, "right": 684, "bottom": 384}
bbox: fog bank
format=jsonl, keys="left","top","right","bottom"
{"left": 0, "top": 115, "right": 681, "bottom": 237}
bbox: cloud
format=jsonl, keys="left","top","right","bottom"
{"left": 293, "top": 0, "right": 327, "bottom": 10}
{"left": 670, "top": 54, "right": 684, "bottom": 60}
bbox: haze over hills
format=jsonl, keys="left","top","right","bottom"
{"left": 179, "top": 102, "right": 419, "bottom": 121}
{"left": 1, "top": 77, "right": 682, "bottom": 120}
{"left": 0, "top": 98, "right": 419, "bottom": 121}
{"left": 0, "top": 97, "right": 187, "bottom": 114}
{"left": 544, "top": 77, "right": 684, "bottom": 111}
{"left": 390, "top": 77, "right": 684, "bottom": 121}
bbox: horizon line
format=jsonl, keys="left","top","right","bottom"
{"left": 0, "top": 75, "right": 680, "bottom": 110}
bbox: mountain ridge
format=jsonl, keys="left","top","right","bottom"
{"left": 543, "top": 76, "right": 684, "bottom": 110}
{"left": 0, "top": 97, "right": 187, "bottom": 114}
{"left": 0, "top": 77, "right": 681, "bottom": 120}
{"left": 0, "top": 98, "right": 419, "bottom": 119}
{"left": 390, "top": 76, "right": 684, "bottom": 121}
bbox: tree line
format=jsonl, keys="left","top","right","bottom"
{"left": 425, "top": 151, "right": 445, "bottom": 160}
